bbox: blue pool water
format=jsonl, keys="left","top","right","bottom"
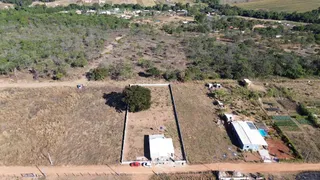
{"left": 259, "top": 129, "right": 268, "bottom": 137}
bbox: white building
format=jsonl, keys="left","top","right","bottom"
{"left": 243, "top": 79, "right": 252, "bottom": 86}
{"left": 231, "top": 121, "right": 268, "bottom": 151}
{"left": 149, "top": 134, "right": 174, "bottom": 162}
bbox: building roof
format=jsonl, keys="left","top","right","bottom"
{"left": 232, "top": 121, "right": 268, "bottom": 146}
{"left": 243, "top": 79, "right": 252, "bottom": 83}
{"left": 149, "top": 134, "right": 174, "bottom": 159}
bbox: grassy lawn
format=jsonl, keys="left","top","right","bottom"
{"left": 232, "top": 0, "right": 320, "bottom": 12}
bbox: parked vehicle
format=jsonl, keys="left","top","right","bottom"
{"left": 141, "top": 162, "right": 151, "bottom": 167}
{"left": 130, "top": 162, "right": 140, "bottom": 167}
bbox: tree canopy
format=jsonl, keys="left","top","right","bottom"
{"left": 123, "top": 86, "right": 151, "bottom": 112}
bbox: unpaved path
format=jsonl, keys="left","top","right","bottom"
{"left": 1, "top": 163, "right": 320, "bottom": 178}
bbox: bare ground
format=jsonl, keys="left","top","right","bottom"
{"left": 123, "top": 86, "right": 183, "bottom": 161}
{"left": 0, "top": 86, "right": 125, "bottom": 165}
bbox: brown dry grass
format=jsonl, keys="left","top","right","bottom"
{"left": 123, "top": 86, "right": 183, "bottom": 161}
{"left": 0, "top": 86, "right": 125, "bottom": 165}
{"left": 172, "top": 82, "right": 239, "bottom": 163}
{"left": 101, "top": 32, "right": 187, "bottom": 72}
{"left": 286, "top": 125, "right": 320, "bottom": 162}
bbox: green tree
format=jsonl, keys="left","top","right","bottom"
{"left": 195, "top": 13, "right": 206, "bottom": 24}
{"left": 123, "top": 86, "right": 151, "bottom": 112}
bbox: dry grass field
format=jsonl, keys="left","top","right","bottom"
{"left": 232, "top": 0, "right": 320, "bottom": 12}
{"left": 123, "top": 86, "right": 183, "bottom": 161}
{"left": 0, "top": 86, "right": 125, "bottom": 165}
{"left": 100, "top": 32, "right": 187, "bottom": 73}
{"left": 172, "top": 82, "right": 240, "bottom": 163}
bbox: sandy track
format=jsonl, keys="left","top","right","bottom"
{"left": 1, "top": 163, "right": 320, "bottom": 177}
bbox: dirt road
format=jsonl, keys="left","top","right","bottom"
{"left": 1, "top": 163, "right": 320, "bottom": 178}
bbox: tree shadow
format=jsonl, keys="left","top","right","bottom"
{"left": 103, "top": 92, "right": 126, "bottom": 113}
{"left": 144, "top": 135, "right": 151, "bottom": 160}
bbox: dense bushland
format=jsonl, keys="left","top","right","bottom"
{"left": 210, "top": 4, "right": 320, "bottom": 24}
{"left": 182, "top": 36, "right": 320, "bottom": 80}
{"left": 0, "top": 10, "right": 129, "bottom": 78}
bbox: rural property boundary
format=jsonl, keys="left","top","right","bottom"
{"left": 120, "top": 83, "right": 187, "bottom": 164}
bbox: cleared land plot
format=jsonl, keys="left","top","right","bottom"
{"left": 274, "top": 81, "right": 320, "bottom": 106}
{"left": 232, "top": 0, "right": 320, "bottom": 12}
{"left": 266, "top": 139, "right": 294, "bottom": 160}
{"left": 0, "top": 86, "right": 125, "bottom": 165}
{"left": 100, "top": 32, "right": 187, "bottom": 73}
{"left": 123, "top": 86, "right": 183, "bottom": 161}
{"left": 172, "top": 83, "right": 239, "bottom": 163}
{"left": 286, "top": 130, "right": 320, "bottom": 162}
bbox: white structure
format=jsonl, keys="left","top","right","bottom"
{"left": 224, "top": 113, "right": 234, "bottom": 123}
{"left": 216, "top": 100, "right": 224, "bottom": 108}
{"left": 259, "top": 149, "right": 272, "bottom": 163}
{"left": 243, "top": 79, "right": 252, "bottom": 86}
{"left": 231, "top": 121, "right": 268, "bottom": 151}
{"left": 149, "top": 134, "right": 174, "bottom": 162}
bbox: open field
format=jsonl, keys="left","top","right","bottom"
{"left": 0, "top": 86, "right": 125, "bottom": 165}
{"left": 172, "top": 82, "right": 240, "bottom": 163}
{"left": 123, "top": 86, "right": 183, "bottom": 161}
{"left": 286, "top": 125, "right": 320, "bottom": 162}
{"left": 101, "top": 31, "right": 187, "bottom": 73}
{"left": 232, "top": 0, "right": 320, "bottom": 12}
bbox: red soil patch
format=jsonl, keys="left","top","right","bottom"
{"left": 267, "top": 139, "right": 294, "bottom": 160}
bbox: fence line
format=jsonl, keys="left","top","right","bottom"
{"left": 168, "top": 84, "right": 187, "bottom": 162}
{"left": 129, "top": 84, "right": 169, "bottom": 87}
{"left": 120, "top": 104, "right": 129, "bottom": 163}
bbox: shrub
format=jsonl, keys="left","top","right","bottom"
{"left": 137, "top": 59, "right": 153, "bottom": 69}
{"left": 146, "top": 67, "right": 161, "bottom": 78}
{"left": 109, "top": 62, "right": 133, "bottom": 80}
{"left": 71, "top": 57, "right": 88, "bottom": 68}
{"left": 163, "top": 70, "right": 181, "bottom": 81}
{"left": 55, "top": 72, "right": 64, "bottom": 80}
{"left": 89, "top": 67, "right": 108, "bottom": 81}
{"left": 297, "top": 103, "right": 309, "bottom": 116}
{"left": 123, "top": 86, "right": 151, "bottom": 112}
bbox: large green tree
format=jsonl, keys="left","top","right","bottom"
{"left": 123, "top": 86, "right": 151, "bottom": 112}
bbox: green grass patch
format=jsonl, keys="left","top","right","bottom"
{"left": 296, "top": 118, "right": 312, "bottom": 125}
{"left": 232, "top": 0, "right": 320, "bottom": 12}
{"left": 274, "top": 119, "right": 300, "bottom": 131}
{"left": 272, "top": 116, "right": 291, "bottom": 121}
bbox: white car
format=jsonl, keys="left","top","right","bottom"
{"left": 141, "top": 162, "right": 151, "bottom": 167}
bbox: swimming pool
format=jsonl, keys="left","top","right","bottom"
{"left": 259, "top": 129, "right": 268, "bottom": 137}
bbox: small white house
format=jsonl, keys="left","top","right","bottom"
{"left": 231, "top": 121, "right": 268, "bottom": 151}
{"left": 149, "top": 134, "right": 174, "bottom": 162}
{"left": 243, "top": 79, "right": 252, "bottom": 86}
